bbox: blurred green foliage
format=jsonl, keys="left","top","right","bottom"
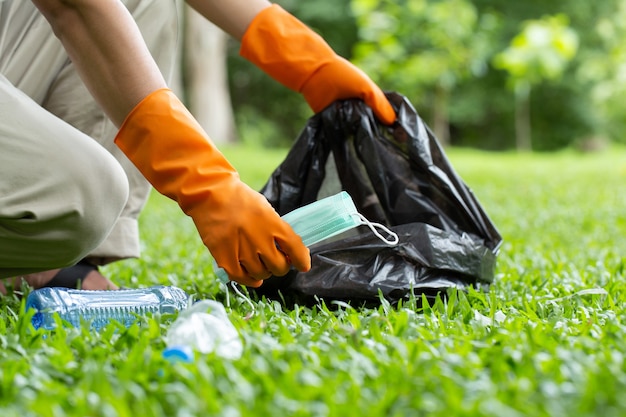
{"left": 227, "top": 0, "right": 626, "bottom": 151}
{"left": 492, "top": 14, "right": 578, "bottom": 150}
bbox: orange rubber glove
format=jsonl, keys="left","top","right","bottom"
{"left": 240, "top": 4, "right": 396, "bottom": 125}
{"left": 114, "top": 88, "right": 311, "bottom": 287}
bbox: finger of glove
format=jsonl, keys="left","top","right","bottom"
{"left": 301, "top": 58, "right": 396, "bottom": 125}
{"left": 236, "top": 230, "right": 291, "bottom": 278}
{"left": 211, "top": 252, "right": 258, "bottom": 286}
{"left": 256, "top": 247, "right": 291, "bottom": 277}
{"left": 238, "top": 253, "right": 273, "bottom": 281}
{"left": 364, "top": 87, "right": 396, "bottom": 125}
{"left": 222, "top": 242, "right": 291, "bottom": 285}
{"left": 274, "top": 234, "right": 311, "bottom": 273}
{"left": 230, "top": 274, "right": 264, "bottom": 288}
{"left": 216, "top": 257, "right": 255, "bottom": 286}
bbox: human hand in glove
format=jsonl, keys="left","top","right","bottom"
{"left": 240, "top": 4, "right": 396, "bottom": 125}
{"left": 115, "top": 89, "right": 311, "bottom": 287}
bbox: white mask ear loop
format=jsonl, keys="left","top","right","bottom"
{"left": 230, "top": 281, "right": 257, "bottom": 319}
{"left": 355, "top": 213, "right": 399, "bottom": 246}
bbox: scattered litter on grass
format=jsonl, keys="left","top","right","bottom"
{"left": 472, "top": 310, "right": 507, "bottom": 327}
{"left": 164, "top": 299, "right": 243, "bottom": 361}
{"left": 546, "top": 288, "right": 608, "bottom": 303}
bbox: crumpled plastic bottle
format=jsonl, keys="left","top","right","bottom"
{"left": 162, "top": 299, "right": 243, "bottom": 362}
{"left": 25, "top": 285, "right": 190, "bottom": 330}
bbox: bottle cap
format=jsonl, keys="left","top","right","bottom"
{"left": 162, "top": 345, "right": 194, "bottom": 363}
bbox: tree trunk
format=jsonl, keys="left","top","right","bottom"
{"left": 514, "top": 82, "right": 532, "bottom": 151}
{"left": 167, "top": 1, "right": 184, "bottom": 98}
{"left": 183, "top": 6, "right": 238, "bottom": 144}
{"left": 432, "top": 84, "right": 450, "bottom": 146}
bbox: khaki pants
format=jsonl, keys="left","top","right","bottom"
{"left": 0, "top": 0, "right": 180, "bottom": 278}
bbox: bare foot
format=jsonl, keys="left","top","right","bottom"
{"left": 1, "top": 267, "right": 118, "bottom": 295}
{"left": 0, "top": 270, "right": 59, "bottom": 296}
{"left": 10, "top": 269, "right": 61, "bottom": 289}
{"left": 78, "top": 269, "right": 119, "bottom": 290}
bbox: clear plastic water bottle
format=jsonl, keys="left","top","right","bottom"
{"left": 25, "top": 285, "right": 190, "bottom": 330}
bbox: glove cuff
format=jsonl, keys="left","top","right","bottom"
{"left": 240, "top": 5, "right": 396, "bottom": 124}
{"left": 240, "top": 4, "right": 335, "bottom": 92}
{"left": 114, "top": 88, "right": 238, "bottom": 212}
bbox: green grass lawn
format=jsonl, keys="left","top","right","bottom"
{"left": 1, "top": 145, "right": 625, "bottom": 416}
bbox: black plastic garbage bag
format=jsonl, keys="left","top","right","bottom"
{"left": 254, "top": 92, "right": 502, "bottom": 305}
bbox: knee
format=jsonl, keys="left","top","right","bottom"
{"left": 59, "top": 146, "right": 130, "bottom": 264}
{"left": 0, "top": 141, "right": 129, "bottom": 273}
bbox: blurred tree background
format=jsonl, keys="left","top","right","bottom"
{"left": 215, "top": 0, "right": 626, "bottom": 151}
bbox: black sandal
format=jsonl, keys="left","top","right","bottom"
{"left": 42, "top": 259, "right": 98, "bottom": 289}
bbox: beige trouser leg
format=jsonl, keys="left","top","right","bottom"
{"left": 0, "top": 75, "right": 129, "bottom": 278}
{"left": 0, "top": 0, "right": 180, "bottom": 276}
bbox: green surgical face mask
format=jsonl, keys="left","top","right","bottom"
{"left": 282, "top": 191, "right": 397, "bottom": 247}
{"left": 215, "top": 191, "right": 398, "bottom": 283}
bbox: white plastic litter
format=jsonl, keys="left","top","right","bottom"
{"left": 165, "top": 299, "right": 243, "bottom": 360}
